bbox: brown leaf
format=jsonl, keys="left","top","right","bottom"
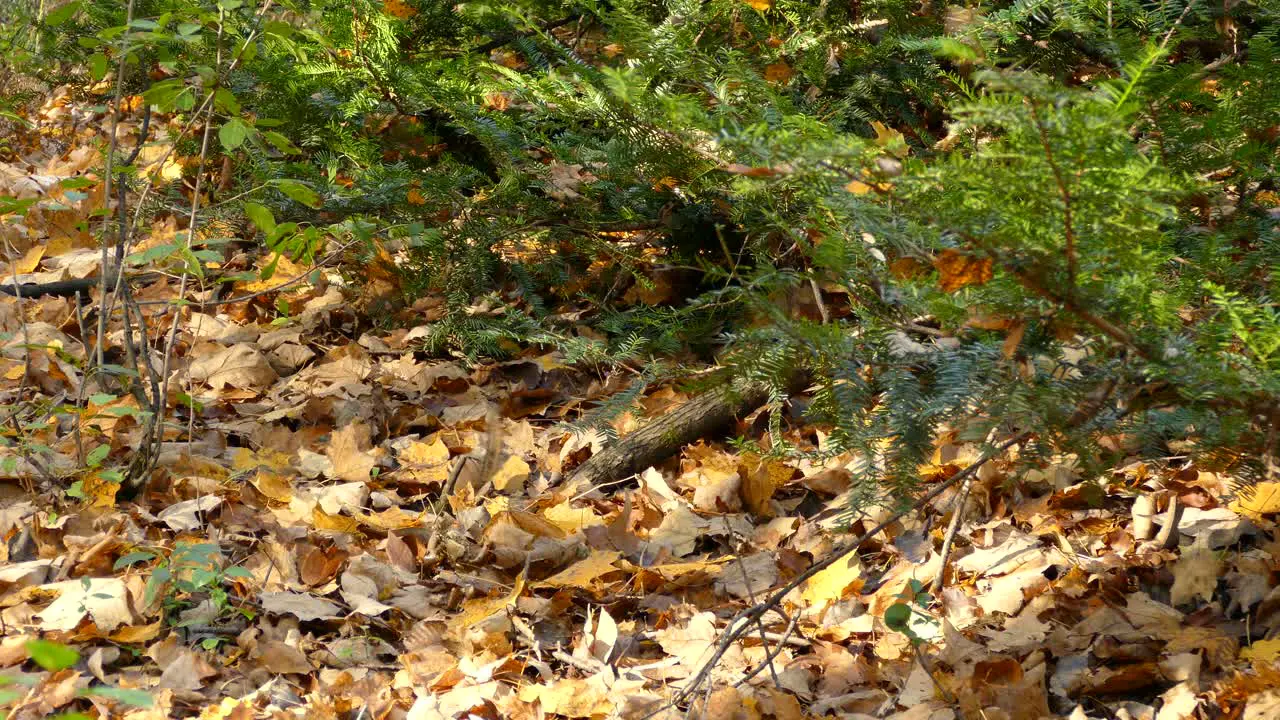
{"left": 188, "top": 343, "right": 278, "bottom": 391}
{"left": 257, "top": 640, "right": 314, "bottom": 674}
{"left": 299, "top": 544, "right": 348, "bottom": 586}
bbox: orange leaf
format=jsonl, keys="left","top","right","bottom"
{"left": 889, "top": 256, "right": 929, "bottom": 280}
{"left": 406, "top": 188, "right": 427, "bottom": 205}
{"left": 1001, "top": 320, "right": 1027, "bottom": 359}
{"left": 383, "top": 0, "right": 417, "bottom": 19}
{"left": 743, "top": 0, "right": 773, "bottom": 10}
{"left": 482, "top": 92, "right": 510, "bottom": 112}
{"left": 764, "top": 62, "right": 794, "bottom": 84}
{"left": 933, "top": 249, "right": 993, "bottom": 293}
{"left": 845, "top": 179, "right": 873, "bottom": 195}
{"left": 724, "top": 164, "right": 780, "bottom": 177}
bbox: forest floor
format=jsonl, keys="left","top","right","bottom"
{"left": 1, "top": 86, "right": 1280, "bottom": 720}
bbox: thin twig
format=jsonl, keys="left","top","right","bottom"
{"left": 732, "top": 615, "right": 801, "bottom": 688}
{"left": 95, "top": 0, "right": 136, "bottom": 367}
{"left": 930, "top": 468, "right": 975, "bottom": 594}
{"left": 733, "top": 554, "right": 783, "bottom": 688}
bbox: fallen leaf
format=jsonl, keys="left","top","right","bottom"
{"left": 399, "top": 436, "right": 452, "bottom": 486}
{"left": 716, "top": 553, "right": 779, "bottom": 600}
{"left": 327, "top": 422, "right": 378, "bottom": 483}
{"left": 188, "top": 343, "right": 278, "bottom": 391}
{"left": 157, "top": 496, "right": 223, "bottom": 531}
{"left": 260, "top": 591, "right": 343, "bottom": 621}
{"left": 383, "top": 0, "right": 417, "bottom": 19}
{"left": 1241, "top": 638, "right": 1280, "bottom": 665}
{"left": 491, "top": 454, "right": 530, "bottom": 494}
{"left": 257, "top": 640, "right": 314, "bottom": 674}
{"left": 456, "top": 571, "right": 526, "bottom": 627}
{"left": 799, "top": 547, "right": 863, "bottom": 610}
{"left": 764, "top": 62, "right": 794, "bottom": 84}
{"left": 1230, "top": 482, "right": 1280, "bottom": 520}
{"left": 35, "top": 578, "right": 135, "bottom": 632}
{"left": 534, "top": 550, "right": 622, "bottom": 589}
{"left": 1170, "top": 541, "right": 1219, "bottom": 606}
{"left": 651, "top": 503, "right": 702, "bottom": 557}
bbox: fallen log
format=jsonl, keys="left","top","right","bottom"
{"left": 567, "top": 379, "right": 777, "bottom": 487}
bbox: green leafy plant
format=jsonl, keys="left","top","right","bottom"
{"left": 883, "top": 579, "right": 940, "bottom": 645}
{"left": 0, "top": 640, "right": 153, "bottom": 716}
{"left": 115, "top": 541, "right": 254, "bottom": 624}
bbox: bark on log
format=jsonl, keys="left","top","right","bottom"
{"left": 567, "top": 380, "right": 774, "bottom": 487}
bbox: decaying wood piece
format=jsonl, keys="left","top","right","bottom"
{"left": 567, "top": 380, "right": 775, "bottom": 487}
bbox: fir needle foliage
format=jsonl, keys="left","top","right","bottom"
{"left": 6, "top": 0, "right": 1278, "bottom": 513}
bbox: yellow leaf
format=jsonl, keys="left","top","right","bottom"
{"left": 108, "top": 621, "right": 163, "bottom": 643}
{"left": 741, "top": 456, "right": 793, "bottom": 516}
{"left": 482, "top": 92, "right": 511, "bottom": 112}
{"left": 1230, "top": 482, "right": 1280, "bottom": 520}
{"left": 743, "top": 0, "right": 773, "bottom": 10}
{"left": 870, "top": 121, "right": 908, "bottom": 157}
{"left": 534, "top": 550, "right": 623, "bottom": 589}
{"left": 312, "top": 507, "right": 361, "bottom": 534}
{"left": 359, "top": 507, "right": 421, "bottom": 531}
{"left": 14, "top": 245, "right": 43, "bottom": 274}
{"left": 491, "top": 509, "right": 567, "bottom": 539}
{"left": 543, "top": 500, "right": 605, "bottom": 534}
{"left": 518, "top": 676, "right": 619, "bottom": 718}
{"left": 845, "top": 179, "right": 874, "bottom": 195}
{"left": 250, "top": 470, "right": 293, "bottom": 503}
{"left": 81, "top": 470, "right": 120, "bottom": 508}
{"left": 933, "top": 249, "right": 993, "bottom": 293}
{"left": 1241, "top": 638, "right": 1280, "bottom": 664}
{"left": 327, "top": 422, "right": 377, "bottom": 482}
{"left": 399, "top": 436, "right": 452, "bottom": 486}
{"left": 799, "top": 547, "right": 863, "bottom": 608}
{"left": 231, "top": 447, "right": 293, "bottom": 474}
{"left": 457, "top": 570, "right": 525, "bottom": 626}
{"left": 491, "top": 454, "right": 530, "bottom": 493}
